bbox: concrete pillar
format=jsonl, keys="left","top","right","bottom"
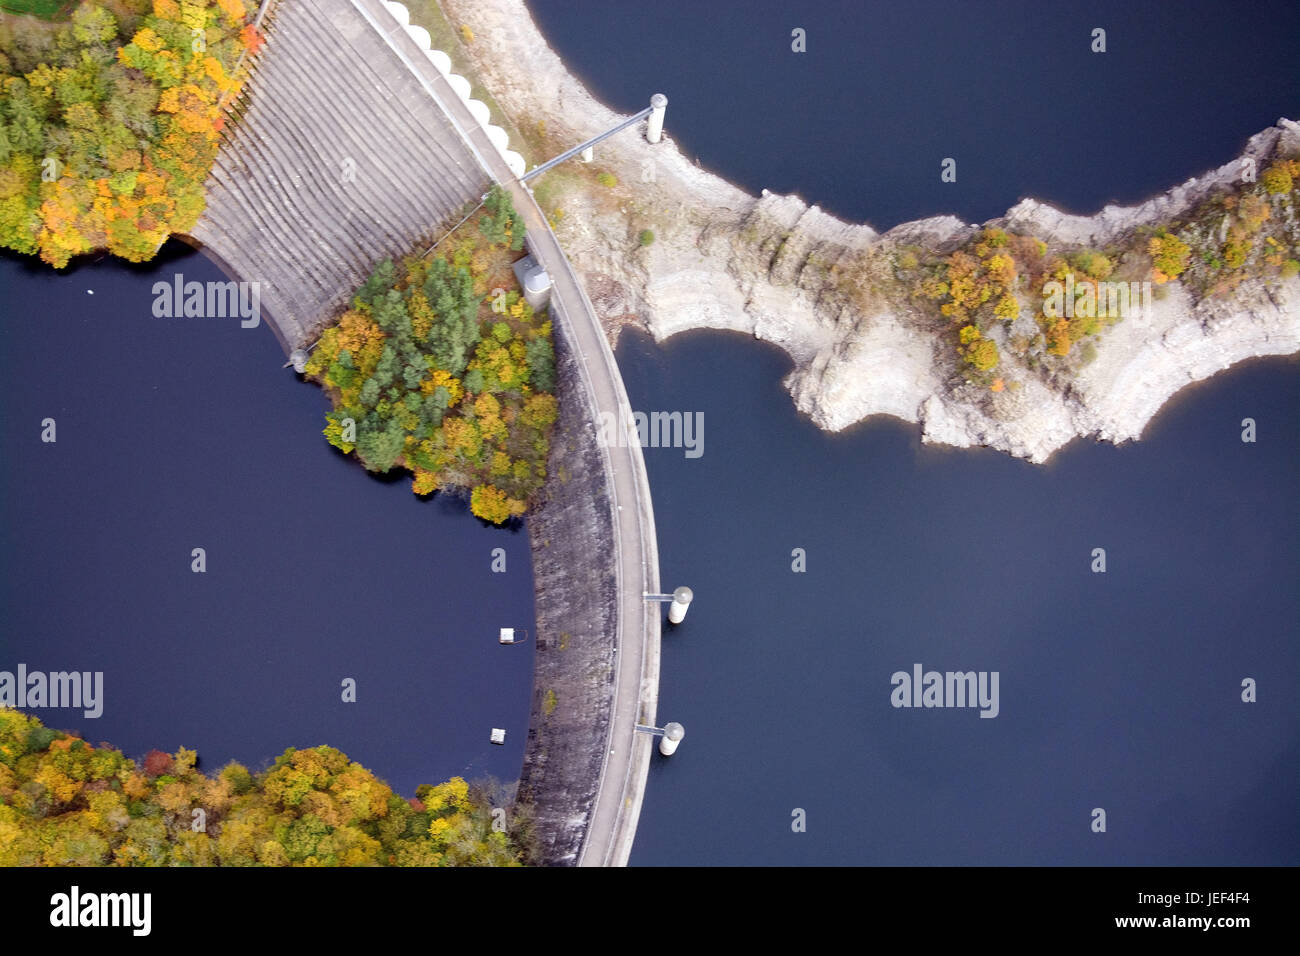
{"left": 659, "top": 722, "right": 684, "bottom": 756}
{"left": 668, "top": 586, "right": 693, "bottom": 624}
{"left": 580, "top": 146, "right": 594, "bottom": 162}
{"left": 646, "top": 93, "right": 667, "bottom": 144}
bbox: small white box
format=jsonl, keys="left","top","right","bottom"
{"left": 490, "top": 728, "right": 507, "bottom": 745}
{"left": 499, "top": 628, "right": 515, "bottom": 644}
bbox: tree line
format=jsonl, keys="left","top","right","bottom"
{"left": 892, "top": 152, "right": 1300, "bottom": 388}
{"left": 305, "top": 186, "right": 558, "bottom": 524}
{"left": 0, "top": 707, "right": 530, "bottom": 865}
{"left": 0, "top": 0, "right": 256, "bottom": 266}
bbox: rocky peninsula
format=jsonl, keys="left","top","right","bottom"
{"left": 441, "top": 0, "right": 1299, "bottom": 463}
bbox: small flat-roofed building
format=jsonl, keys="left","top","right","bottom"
{"left": 512, "top": 253, "right": 552, "bottom": 311}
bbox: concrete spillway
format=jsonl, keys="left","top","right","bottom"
{"left": 189, "top": 0, "right": 490, "bottom": 350}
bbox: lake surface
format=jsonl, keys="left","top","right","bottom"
{"left": 530, "top": 0, "right": 1300, "bottom": 230}
{"left": 617, "top": 330, "right": 1297, "bottom": 865}
{"left": 527, "top": 0, "right": 1300, "bottom": 865}
{"left": 0, "top": 245, "right": 535, "bottom": 799}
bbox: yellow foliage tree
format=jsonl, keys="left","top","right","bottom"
{"left": 1148, "top": 233, "right": 1191, "bottom": 283}
{"left": 470, "top": 484, "right": 512, "bottom": 523}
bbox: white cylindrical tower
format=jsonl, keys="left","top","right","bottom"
{"left": 659, "top": 722, "right": 684, "bottom": 756}
{"left": 667, "top": 585, "right": 693, "bottom": 624}
{"left": 646, "top": 93, "right": 667, "bottom": 144}
{"left": 289, "top": 348, "right": 309, "bottom": 373}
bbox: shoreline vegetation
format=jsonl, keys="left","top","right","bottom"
{"left": 0, "top": 708, "right": 531, "bottom": 865}
{"left": 0, "top": 0, "right": 260, "bottom": 267}
{"left": 302, "top": 186, "right": 559, "bottom": 525}
{"left": 888, "top": 153, "right": 1299, "bottom": 394}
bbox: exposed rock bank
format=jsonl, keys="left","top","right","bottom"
{"left": 442, "top": 0, "right": 1299, "bottom": 463}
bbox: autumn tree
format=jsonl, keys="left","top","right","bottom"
{"left": 1260, "top": 161, "right": 1295, "bottom": 195}
{"left": 470, "top": 484, "right": 523, "bottom": 523}
{"left": 1148, "top": 231, "right": 1191, "bottom": 283}
{"left": 478, "top": 184, "right": 524, "bottom": 250}
{"left": 143, "top": 748, "right": 175, "bottom": 777}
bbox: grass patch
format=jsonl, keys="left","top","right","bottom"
{"left": 529, "top": 166, "right": 582, "bottom": 218}
{"left": 0, "top": 0, "right": 75, "bottom": 19}
{"left": 543, "top": 689, "right": 558, "bottom": 717}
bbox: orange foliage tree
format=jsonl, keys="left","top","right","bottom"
{"left": 0, "top": 1, "right": 254, "bottom": 267}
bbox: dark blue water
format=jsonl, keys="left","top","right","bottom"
{"left": 619, "top": 330, "right": 1298, "bottom": 865}
{"left": 529, "top": 0, "right": 1300, "bottom": 229}
{"left": 0, "top": 245, "right": 535, "bottom": 798}
{"left": 526, "top": 0, "right": 1300, "bottom": 865}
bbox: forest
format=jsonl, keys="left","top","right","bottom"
{"left": 0, "top": 0, "right": 256, "bottom": 266}
{"left": 0, "top": 707, "right": 530, "bottom": 865}
{"left": 304, "top": 186, "right": 559, "bottom": 524}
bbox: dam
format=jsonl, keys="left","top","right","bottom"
{"left": 189, "top": 0, "right": 663, "bottom": 865}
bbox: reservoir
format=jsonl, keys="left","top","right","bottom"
{"left": 528, "top": 0, "right": 1300, "bottom": 864}
{"left": 0, "top": 243, "right": 536, "bottom": 800}
{"left": 529, "top": 0, "right": 1300, "bottom": 230}
{"left": 618, "top": 329, "right": 1297, "bottom": 865}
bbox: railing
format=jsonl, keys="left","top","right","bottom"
{"left": 520, "top": 106, "right": 654, "bottom": 183}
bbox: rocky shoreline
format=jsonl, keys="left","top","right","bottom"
{"left": 441, "top": 0, "right": 1299, "bottom": 463}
